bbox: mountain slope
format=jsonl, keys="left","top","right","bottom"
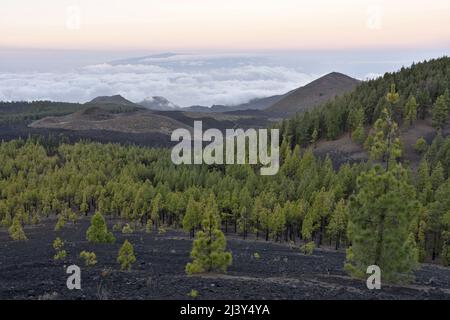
{"left": 266, "top": 72, "right": 360, "bottom": 115}
{"left": 183, "top": 94, "right": 286, "bottom": 113}
{"left": 29, "top": 107, "right": 191, "bottom": 135}
{"left": 279, "top": 56, "right": 450, "bottom": 147}
{"left": 229, "top": 94, "right": 287, "bottom": 111}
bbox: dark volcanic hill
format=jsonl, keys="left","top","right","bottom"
{"left": 88, "top": 95, "right": 137, "bottom": 107}
{"left": 266, "top": 72, "right": 360, "bottom": 115}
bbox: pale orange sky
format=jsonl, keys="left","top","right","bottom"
{"left": 1, "top": 0, "right": 449, "bottom": 50}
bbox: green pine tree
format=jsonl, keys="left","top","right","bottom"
{"left": 150, "top": 193, "right": 162, "bottom": 231}
{"left": 8, "top": 217, "right": 27, "bottom": 241}
{"left": 346, "top": 165, "right": 419, "bottom": 282}
{"left": 432, "top": 94, "right": 448, "bottom": 130}
{"left": 404, "top": 96, "right": 418, "bottom": 126}
{"left": 269, "top": 204, "right": 286, "bottom": 242}
{"left": 117, "top": 240, "right": 136, "bottom": 271}
{"left": 185, "top": 193, "right": 232, "bottom": 274}
{"left": 86, "top": 211, "right": 116, "bottom": 244}
{"left": 369, "top": 85, "right": 402, "bottom": 170}
{"left": 182, "top": 196, "right": 202, "bottom": 237}
{"left": 327, "top": 199, "right": 349, "bottom": 250}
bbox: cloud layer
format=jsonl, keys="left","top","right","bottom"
{"left": 0, "top": 53, "right": 317, "bottom": 107}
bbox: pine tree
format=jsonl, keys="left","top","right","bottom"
{"left": 302, "top": 188, "right": 333, "bottom": 247}
{"left": 269, "top": 204, "right": 286, "bottom": 242}
{"left": 86, "top": 211, "right": 116, "bottom": 244}
{"left": 346, "top": 165, "right": 419, "bottom": 282}
{"left": 80, "top": 192, "right": 89, "bottom": 215}
{"left": 414, "top": 205, "right": 429, "bottom": 262}
{"left": 348, "top": 105, "right": 365, "bottom": 137}
{"left": 237, "top": 206, "right": 251, "bottom": 239}
{"left": 327, "top": 199, "right": 348, "bottom": 250}
{"left": 369, "top": 84, "right": 402, "bottom": 170}
{"left": 417, "top": 88, "right": 431, "bottom": 119}
{"left": 430, "top": 162, "right": 445, "bottom": 192}
{"left": 416, "top": 159, "right": 433, "bottom": 204}
{"left": 414, "top": 137, "right": 428, "bottom": 154}
{"left": 185, "top": 193, "right": 232, "bottom": 274}
{"left": 441, "top": 210, "right": 450, "bottom": 266}
{"left": 8, "top": 217, "right": 27, "bottom": 241}
{"left": 432, "top": 94, "right": 448, "bottom": 130}
{"left": 404, "top": 96, "right": 418, "bottom": 126}
{"left": 369, "top": 107, "right": 402, "bottom": 170}
{"left": 347, "top": 86, "right": 420, "bottom": 282}
{"left": 150, "top": 193, "right": 162, "bottom": 230}
{"left": 251, "top": 197, "right": 264, "bottom": 239}
{"left": 428, "top": 179, "right": 450, "bottom": 261}
{"left": 352, "top": 124, "right": 366, "bottom": 145}
{"left": 182, "top": 196, "right": 202, "bottom": 237}
{"left": 117, "top": 240, "right": 136, "bottom": 271}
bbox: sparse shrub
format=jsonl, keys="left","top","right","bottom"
{"left": 53, "top": 237, "right": 64, "bottom": 251}
{"left": 54, "top": 214, "right": 66, "bottom": 231}
{"left": 414, "top": 137, "right": 428, "bottom": 154}
{"left": 188, "top": 289, "right": 199, "bottom": 298}
{"left": 301, "top": 241, "right": 315, "bottom": 255}
{"left": 9, "top": 218, "right": 27, "bottom": 241}
{"left": 54, "top": 250, "right": 67, "bottom": 260}
{"left": 53, "top": 237, "right": 67, "bottom": 260}
{"left": 122, "top": 223, "right": 133, "bottom": 234}
{"left": 86, "top": 212, "right": 115, "bottom": 244}
{"left": 158, "top": 226, "right": 167, "bottom": 234}
{"left": 113, "top": 223, "right": 122, "bottom": 232}
{"left": 253, "top": 252, "right": 261, "bottom": 260}
{"left": 117, "top": 240, "right": 136, "bottom": 271}
{"left": 80, "top": 251, "right": 97, "bottom": 267}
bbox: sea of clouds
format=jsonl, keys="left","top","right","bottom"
{"left": 0, "top": 50, "right": 437, "bottom": 107}
{"left": 0, "top": 53, "right": 319, "bottom": 107}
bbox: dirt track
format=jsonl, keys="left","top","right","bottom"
{"left": 1, "top": 219, "right": 450, "bottom": 300}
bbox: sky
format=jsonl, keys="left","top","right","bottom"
{"left": 0, "top": 1, "right": 449, "bottom": 106}
{"left": 1, "top": 0, "right": 449, "bottom": 51}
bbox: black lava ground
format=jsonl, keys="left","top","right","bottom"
{"left": 1, "top": 219, "right": 450, "bottom": 300}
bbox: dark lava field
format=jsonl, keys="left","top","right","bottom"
{"left": 1, "top": 219, "right": 450, "bottom": 300}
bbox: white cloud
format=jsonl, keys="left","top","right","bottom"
{"left": 0, "top": 54, "right": 317, "bottom": 107}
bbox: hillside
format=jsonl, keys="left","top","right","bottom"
{"left": 313, "top": 117, "right": 450, "bottom": 169}
{"left": 185, "top": 94, "right": 287, "bottom": 113}
{"left": 29, "top": 107, "right": 191, "bottom": 135}
{"left": 280, "top": 57, "right": 450, "bottom": 147}
{"left": 266, "top": 72, "right": 360, "bottom": 115}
